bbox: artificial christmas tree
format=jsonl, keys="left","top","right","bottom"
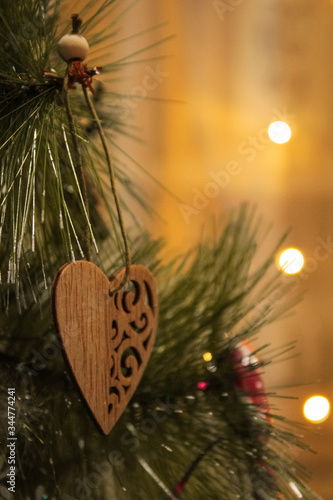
{"left": 0, "top": 1, "right": 324, "bottom": 499}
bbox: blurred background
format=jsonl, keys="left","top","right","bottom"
{"left": 94, "top": 0, "right": 333, "bottom": 497}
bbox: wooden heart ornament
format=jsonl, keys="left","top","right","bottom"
{"left": 52, "top": 261, "right": 158, "bottom": 435}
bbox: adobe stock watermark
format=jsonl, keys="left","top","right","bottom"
{"left": 284, "top": 235, "right": 333, "bottom": 291}
{"left": 17, "top": 281, "right": 152, "bottom": 385}
{"left": 5, "top": 14, "right": 45, "bottom": 54}
{"left": 213, "top": 0, "right": 244, "bottom": 22}
{"left": 120, "top": 397, "right": 178, "bottom": 453}
{"left": 117, "top": 64, "right": 169, "bottom": 121}
{"left": 60, "top": 397, "right": 178, "bottom": 500}
{"left": 179, "top": 160, "right": 242, "bottom": 224}
{"left": 17, "top": 322, "right": 80, "bottom": 386}
{"left": 60, "top": 450, "right": 125, "bottom": 500}
{"left": 18, "top": 328, "right": 179, "bottom": 499}
{"left": 248, "top": 233, "right": 333, "bottom": 328}
{"left": 237, "top": 107, "right": 295, "bottom": 163}
{"left": 179, "top": 107, "right": 296, "bottom": 224}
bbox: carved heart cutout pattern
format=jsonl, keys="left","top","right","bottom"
{"left": 52, "top": 261, "right": 158, "bottom": 435}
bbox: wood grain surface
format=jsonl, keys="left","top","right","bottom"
{"left": 52, "top": 261, "right": 158, "bottom": 435}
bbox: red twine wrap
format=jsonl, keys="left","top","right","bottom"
{"left": 67, "top": 61, "right": 102, "bottom": 94}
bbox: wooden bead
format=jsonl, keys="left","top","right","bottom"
{"left": 52, "top": 261, "right": 159, "bottom": 434}
{"left": 58, "top": 34, "right": 89, "bottom": 62}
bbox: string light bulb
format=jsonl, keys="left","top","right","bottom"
{"left": 303, "top": 396, "right": 330, "bottom": 423}
{"left": 268, "top": 121, "right": 292, "bottom": 144}
{"left": 278, "top": 248, "right": 304, "bottom": 275}
{"left": 203, "top": 352, "right": 212, "bottom": 362}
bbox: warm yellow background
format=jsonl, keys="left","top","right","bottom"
{"left": 83, "top": 0, "right": 333, "bottom": 496}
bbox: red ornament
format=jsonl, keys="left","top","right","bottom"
{"left": 230, "top": 341, "right": 270, "bottom": 422}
